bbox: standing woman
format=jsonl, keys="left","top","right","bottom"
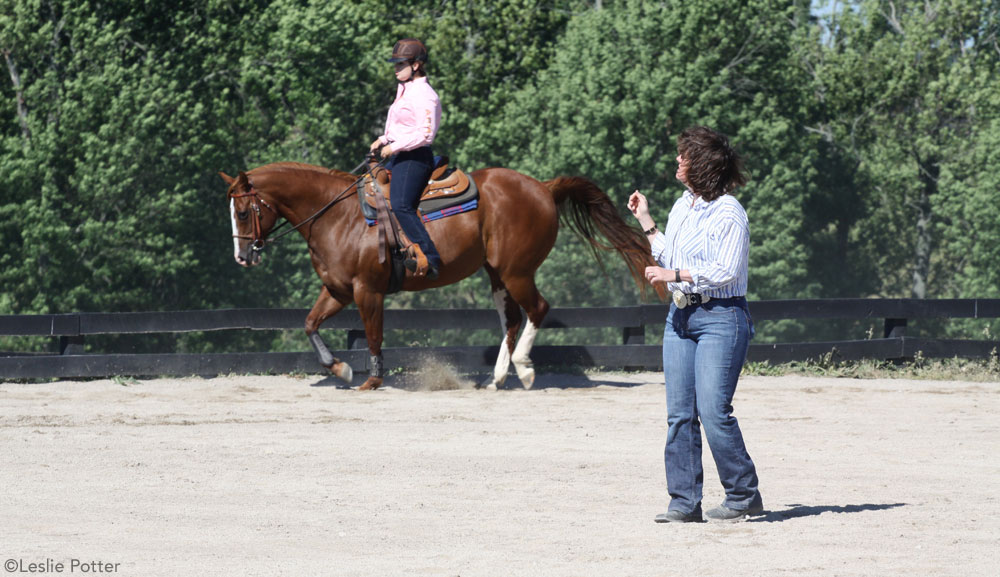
{"left": 628, "top": 126, "right": 762, "bottom": 523}
{"left": 369, "top": 38, "right": 442, "bottom": 280}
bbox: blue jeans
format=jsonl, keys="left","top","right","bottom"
{"left": 662, "top": 298, "right": 759, "bottom": 513}
{"left": 388, "top": 147, "right": 441, "bottom": 269}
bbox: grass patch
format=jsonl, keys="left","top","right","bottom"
{"left": 111, "top": 375, "right": 139, "bottom": 387}
{"left": 743, "top": 348, "right": 1000, "bottom": 382}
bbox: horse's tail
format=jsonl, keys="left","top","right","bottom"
{"left": 544, "top": 177, "right": 666, "bottom": 301}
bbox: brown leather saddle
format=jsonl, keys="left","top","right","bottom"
{"left": 360, "top": 156, "right": 478, "bottom": 219}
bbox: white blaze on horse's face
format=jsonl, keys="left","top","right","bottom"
{"left": 230, "top": 197, "right": 244, "bottom": 265}
{"left": 229, "top": 191, "right": 264, "bottom": 267}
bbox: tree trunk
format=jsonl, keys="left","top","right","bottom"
{"left": 910, "top": 160, "right": 938, "bottom": 299}
{"left": 2, "top": 48, "right": 31, "bottom": 143}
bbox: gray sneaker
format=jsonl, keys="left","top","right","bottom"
{"left": 654, "top": 505, "right": 704, "bottom": 523}
{"left": 705, "top": 496, "right": 764, "bottom": 523}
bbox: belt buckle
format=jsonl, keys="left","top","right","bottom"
{"left": 672, "top": 291, "right": 710, "bottom": 309}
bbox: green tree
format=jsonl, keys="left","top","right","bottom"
{"left": 0, "top": 0, "right": 581, "bottom": 350}
{"left": 477, "top": 0, "right": 817, "bottom": 328}
{"left": 4, "top": 0, "right": 999, "bottom": 354}
{"left": 803, "top": 0, "right": 1000, "bottom": 300}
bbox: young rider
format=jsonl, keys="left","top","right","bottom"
{"left": 368, "top": 38, "right": 442, "bottom": 280}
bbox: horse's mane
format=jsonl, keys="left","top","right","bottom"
{"left": 251, "top": 161, "right": 356, "bottom": 182}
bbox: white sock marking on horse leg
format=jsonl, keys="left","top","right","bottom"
{"left": 490, "top": 289, "right": 512, "bottom": 389}
{"left": 230, "top": 198, "right": 241, "bottom": 261}
{"left": 512, "top": 320, "right": 538, "bottom": 388}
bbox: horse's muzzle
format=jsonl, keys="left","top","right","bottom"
{"left": 235, "top": 244, "right": 263, "bottom": 267}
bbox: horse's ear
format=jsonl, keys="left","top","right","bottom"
{"left": 237, "top": 171, "right": 251, "bottom": 190}
{"left": 219, "top": 171, "right": 235, "bottom": 185}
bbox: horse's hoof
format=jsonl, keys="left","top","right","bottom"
{"left": 515, "top": 366, "right": 535, "bottom": 389}
{"left": 475, "top": 376, "right": 499, "bottom": 390}
{"left": 359, "top": 376, "right": 383, "bottom": 391}
{"left": 492, "top": 370, "right": 508, "bottom": 388}
{"left": 332, "top": 361, "right": 353, "bottom": 383}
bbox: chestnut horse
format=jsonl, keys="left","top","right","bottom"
{"left": 221, "top": 162, "right": 659, "bottom": 390}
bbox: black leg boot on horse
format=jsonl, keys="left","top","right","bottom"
{"left": 305, "top": 287, "right": 353, "bottom": 383}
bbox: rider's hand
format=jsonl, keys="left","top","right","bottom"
{"left": 380, "top": 145, "right": 393, "bottom": 158}
{"left": 369, "top": 138, "right": 382, "bottom": 153}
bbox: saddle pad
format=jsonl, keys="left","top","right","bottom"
{"left": 365, "top": 199, "right": 478, "bottom": 227}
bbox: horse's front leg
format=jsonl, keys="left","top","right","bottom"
{"left": 354, "top": 288, "right": 385, "bottom": 391}
{"left": 305, "top": 287, "right": 353, "bottom": 382}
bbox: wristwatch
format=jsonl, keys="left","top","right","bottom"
{"left": 643, "top": 225, "right": 657, "bottom": 235}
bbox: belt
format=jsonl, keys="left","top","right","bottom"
{"left": 672, "top": 290, "right": 745, "bottom": 309}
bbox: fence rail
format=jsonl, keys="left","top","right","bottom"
{"left": 1, "top": 299, "right": 998, "bottom": 379}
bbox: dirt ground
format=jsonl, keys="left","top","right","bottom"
{"left": 1, "top": 370, "right": 997, "bottom": 577}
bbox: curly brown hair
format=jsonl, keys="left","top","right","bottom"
{"left": 677, "top": 126, "right": 748, "bottom": 202}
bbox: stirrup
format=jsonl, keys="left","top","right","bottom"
{"left": 403, "top": 257, "right": 439, "bottom": 280}
{"left": 404, "top": 244, "right": 432, "bottom": 278}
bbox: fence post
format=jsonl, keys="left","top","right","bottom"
{"left": 347, "top": 330, "right": 367, "bottom": 350}
{"left": 621, "top": 317, "right": 646, "bottom": 371}
{"left": 884, "top": 318, "right": 907, "bottom": 339}
{"left": 59, "top": 335, "right": 84, "bottom": 355}
{"left": 622, "top": 325, "right": 644, "bottom": 345}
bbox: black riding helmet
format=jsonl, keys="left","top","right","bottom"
{"left": 387, "top": 38, "right": 428, "bottom": 63}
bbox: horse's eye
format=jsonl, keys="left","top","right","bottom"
{"left": 237, "top": 210, "right": 249, "bottom": 221}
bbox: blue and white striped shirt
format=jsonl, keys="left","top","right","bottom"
{"left": 649, "top": 190, "right": 749, "bottom": 298}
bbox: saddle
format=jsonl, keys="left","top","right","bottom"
{"left": 360, "top": 156, "right": 478, "bottom": 219}
{"left": 360, "top": 156, "right": 479, "bottom": 293}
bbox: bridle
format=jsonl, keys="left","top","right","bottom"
{"left": 229, "top": 155, "right": 388, "bottom": 255}
{"left": 229, "top": 185, "right": 276, "bottom": 253}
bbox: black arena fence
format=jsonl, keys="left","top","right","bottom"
{"left": 1, "top": 299, "right": 999, "bottom": 379}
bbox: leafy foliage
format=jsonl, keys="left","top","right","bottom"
{"left": 2, "top": 0, "right": 998, "bottom": 352}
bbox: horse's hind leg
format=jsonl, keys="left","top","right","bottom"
{"left": 485, "top": 265, "right": 523, "bottom": 390}
{"left": 305, "top": 287, "right": 353, "bottom": 382}
{"left": 504, "top": 275, "right": 550, "bottom": 389}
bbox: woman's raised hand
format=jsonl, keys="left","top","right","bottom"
{"left": 628, "top": 190, "right": 649, "bottom": 220}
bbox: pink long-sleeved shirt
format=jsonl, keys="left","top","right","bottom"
{"left": 378, "top": 76, "right": 440, "bottom": 152}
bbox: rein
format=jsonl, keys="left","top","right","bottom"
{"left": 230, "top": 156, "right": 387, "bottom": 252}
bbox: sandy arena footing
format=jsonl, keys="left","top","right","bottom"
{"left": 1, "top": 372, "right": 997, "bottom": 576}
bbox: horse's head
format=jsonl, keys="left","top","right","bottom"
{"left": 220, "top": 170, "right": 280, "bottom": 267}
